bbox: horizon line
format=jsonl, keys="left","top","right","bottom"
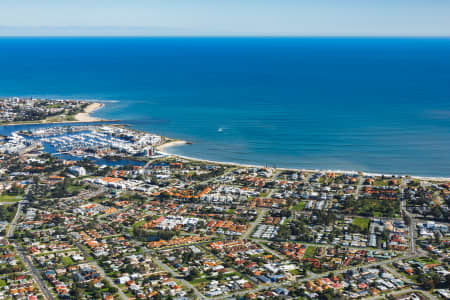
{"left": 0, "top": 35, "right": 450, "bottom": 38}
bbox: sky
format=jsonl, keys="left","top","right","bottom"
{"left": 0, "top": 0, "right": 450, "bottom": 36}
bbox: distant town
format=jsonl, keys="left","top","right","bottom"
{"left": 0, "top": 99, "right": 448, "bottom": 300}
{"left": 0, "top": 97, "right": 104, "bottom": 125}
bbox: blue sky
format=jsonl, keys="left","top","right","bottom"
{"left": 0, "top": 0, "right": 449, "bottom": 36}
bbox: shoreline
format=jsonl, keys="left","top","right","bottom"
{"left": 74, "top": 102, "right": 105, "bottom": 122}
{"left": 157, "top": 140, "right": 450, "bottom": 182}
{"left": 0, "top": 101, "right": 112, "bottom": 126}
{"left": 157, "top": 140, "right": 190, "bottom": 154}
{"left": 0, "top": 99, "right": 448, "bottom": 181}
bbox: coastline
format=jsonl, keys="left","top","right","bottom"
{"left": 74, "top": 102, "right": 104, "bottom": 122}
{"left": 0, "top": 101, "right": 448, "bottom": 181}
{"left": 157, "top": 140, "right": 189, "bottom": 154}
{"left": 156, "top": 140, "right": 450, "bottom": 182}
{"left": 0, "top": 101, "right": 110, "bottom": 126}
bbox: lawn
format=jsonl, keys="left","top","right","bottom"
{"left": 0, "top": 194, "right": 21, "bottom": 202}
{"left": 352, "top": 217, "right": 370, "bottom": 231}
{"left": 373, "top": 180, "right": 389, "bottom": 186}
{"left": 289, "top": 268, "right": 301, "bottom": 276}
{"left": 66, "top": 184, "right": 84, "bottom": 194}
{"left": 0, "top": 204, "right": 18, "bottom": 222}
{"left": 190, "top": 276, "right": 209, "bottom": 285}
{"left": 304, "top": 246, "right": 316, "bottom": 258}
{"left": 354, "top": 197, "right": 400, "bottom": 218}
{"left": 259, "top": 191, "right": 270, "bottom": 198}
{"left": 292, "top": 202, "right": 306, "bottom": 210}
{"left": 415, "top": 257, "right": 438, "bottom": 265}
{"left": 132, "top": 220, "right": 147, "bottom": 229}
{"left": 61, "top": 256, "right": 74, "bottom": 266}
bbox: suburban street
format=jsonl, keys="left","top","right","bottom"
{"left": 152, "top": 255, "right": 206, "bottom": 300}
{"left": 73, "top": 242, "right": 129, "bottom": 300}
{"left": 133, "top": 239, "right": 207, "bottom": 300}
{"left": 7, "top": 201, "right": 23, "bottom": 238}
{"left": 14, "top": 243, "right": 55, "bottom": 300}
{"left": 242, "top": 208, "right": 266, "bottom": 239}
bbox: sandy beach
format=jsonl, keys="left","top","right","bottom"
{"left": 75, "top": 102, "right": 104, "bottom": 122}
{"left": 157, "top": 139, "right": 450, "bottom": 182}
{"left": 157, "top": 140, "right": 188, "bottom": 154}
{"left": 0, "top": 102, "right": 109, "bottom": 126}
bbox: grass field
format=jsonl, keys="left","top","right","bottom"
{"left": 61, "top": 256, "right": 74, "bottom": 266}
{"left": 373, "top": 180, "right": 389, "bottom": 186}
{"left": 131, "top": 220, "right": 147, "bottom": 231}
{"left": 0, "top": 194, "right": 21, "bottom": 202}
{"left": 352, "top": 217, "right": 370, "bottom": 231}
{"left": 66, "top": 184, "right": 84, "bottom": 194}
{"left": 290, "top": 268, "right": 302, "bottom": 276}
{"left": 354, "top": 196, "right": 400, "bottom": 218}
{"left": 415, "top": 257, "right": 438, "bottom": 265}
{"left": 0, "top": 203, "right": 18, "bottom": 222}
{"left": 304, "top": 246, "right": 316, "bottom": 258}
{"left": 292, "top": 201, "right": 306, "bottom": 210}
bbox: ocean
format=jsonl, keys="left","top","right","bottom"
{"left": 0, "top": 37, "right": 449, "bottom": 177}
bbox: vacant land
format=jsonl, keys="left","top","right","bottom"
{"left": 304, "top": 246, "right": 316, "bottom": 258}
{"left": 0, "top": 194, "right": 21, "bottom": 202}
{"left": 352, "top": 217, "right": 370, "bottom": 231}
{"left": 61, "top": 256, "right": 75, "bottom": 266}
{"left": 293, "top": 201, "right": 306, "bottom": 210}
{"left": 0, "top": 204, "right": 18, "bottom": 222}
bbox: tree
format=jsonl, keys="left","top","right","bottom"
{"left": 186, "top": 267, "right": 200, "bottom": 281}
{"left": 423, "top": 278, "right": 435, "bottom": 290}
{"left": 431, "top": 206, "right": 442, "bottom": 219}
{"left": 403, "top": 214, "right": 411, "bottom": 226}
{"left": 73, "top": 287, "right": 84, "bottom": 299}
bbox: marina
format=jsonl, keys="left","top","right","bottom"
{"left": 1, "top": 124, "right": 166, "bottom": 167}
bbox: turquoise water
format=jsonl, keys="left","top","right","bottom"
{"left": 0, "top": 37, "right": 449, "bottom": 176}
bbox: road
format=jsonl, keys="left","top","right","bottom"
{"left": 87, "top": 178, "right": 418, "bottom": 300}
{"left": 92, "top": 260, "right": 129, "bottom": 300}
{"left": 73, "top": 242, "right": 129, "bottom": 300}
{"left": 16, "top": 166, "right": 429, "bottom": 300}
{"left": 214, "top": 252, "right": 418, "bottom": 300}
{"left": 132, "top": 239, "right": 206, "bottom": 299}
{"left": 7, "top": 194, "right": 54, "bottom": 300}
{"left": 384, "top": 264, "right": 414, "bottom": 284}
{"left": 143, "top": 158, "right": 153, "bottom": 169}
{"left": 400, "top": 180, "right": 417, "bottom": 255}
{"left": 242, "top": 208, "right": 266, "bottom": 239}
{"left": 60, "top": 185, "right": 106, "bottom": 202}
{"left": 355, "top": 176, "right": 365, "bottom": 200}
{"left": 7, "top": 201, "right": 23, "bottom": 238}
{"left": 400, "top": 179, "right": 408, "bottom": 217}
{"left": 152, "top": 255, "right": 206, "bottom": 299}
{"left": 364, "top": 288, "right": 438, "bottom": 300}
{"left": 365, "top": 267, "right": 439, "bottom": 300}
{"left": 15, "top": 243, "right": 54, "bottom": 300}
{"left": 254, "top": 240, "right": 285, "bottom": 260}
{"left": 252, "top": 237, "right": 406, "bottom": 255}
{"left": 302, "top": 254, "right": 415, "bottom": 281}
{"left": 241, "top": 172, "right": 278, "bottom": 240}
{"left": 409, "top": 213, "right": 416, "bottom": 255}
